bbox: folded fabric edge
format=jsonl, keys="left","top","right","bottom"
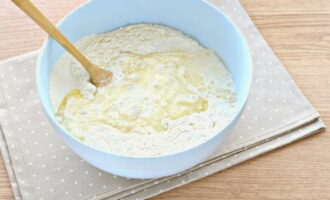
{"left": 0, "top": 126, "right": 22, "bottom": 200}
{"left": 113, "top": 119, "right": 325, "bottom": 200}
{"left": 0, "top": 51, "right": 39, "bottom": 67}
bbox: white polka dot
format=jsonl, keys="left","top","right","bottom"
{"left": 65, "top": 157, "right": 69, "bottom": 160}
{"left": 16, "top": 87, "right": 20, "bottom": 91}
{"left": 45, "top": 177, "right": 50, "bottom": 180}
{"left": 65, "top": 191, "right": 69, "bottom": 195}
{"left": 269, "top": 118, "right": 273, "bottom": 121}
{"left": 74, "top": 181, "right": 78, "bottom": 185}
{"left": 85, "top": 171, "right": 89, "bottom": 174}
{"left": 56, "top": 167, "right": 61, "bottom": 171}
{"left": 98, "top": 172, "right": 102, "bottom": 176}
{"left": 69, "top": 169, "right": 74, "bottom": 172}
{"left": 36, "top": 186, "right": 40, "bottom": 190}
{"left": 32, "top": 174, "right": 36, "bottom": 178}
{"left": 41, "top": 164, "right": 46, "bottom": 168}
{"left": 52, "top": 155, "right": 56, "bottom": 159}
{"left": 247, "top": 126, "right": 252, "bottom": 130}
{"left": 60, "top": 179, "right": 65, "bottom": 183}
{"left": 117, "top": 186, "right": 121, "bottom": 189}
{"left": 28, "top": 162, "right": 32, "bottom": 166}
{"left": 38, "top": 153, "right": 43, "bottom": 157}
{"left": 49, "top": 188, "right": 54, "bottom": 192}
{"left": 89, "top": 183, "right": 94, "bottom": 187}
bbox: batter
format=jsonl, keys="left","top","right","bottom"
{"left": 50, "top": 24, "right": 236, "bottom": 157}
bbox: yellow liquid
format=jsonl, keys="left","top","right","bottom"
{"left": 56, "top": 50, "right": 221, "bottom": 135}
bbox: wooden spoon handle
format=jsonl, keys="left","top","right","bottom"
{"left": 12, "top": 0, "right": 94, "bottom": 73}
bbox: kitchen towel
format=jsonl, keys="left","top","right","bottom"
{"left": 0, "top": 0, "right": 325, "bottom": 199}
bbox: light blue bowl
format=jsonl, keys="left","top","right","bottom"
{"left": 37, "top": 0, "right": 252, "bottom": 179}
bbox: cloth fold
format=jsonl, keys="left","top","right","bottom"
{"left": 0, "top": 0, "right": 325, "bottom": 200}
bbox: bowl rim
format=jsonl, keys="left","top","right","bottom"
{"left": 36, "top": 0, "right": 253, "bottom": 160}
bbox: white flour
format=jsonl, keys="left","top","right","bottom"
{"left": 50, "top": 24, "right": 237, "bottom": 157}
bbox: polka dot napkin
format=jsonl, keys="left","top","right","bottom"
{"left": 0, "top": 0, "right": 325, "bottom": 200}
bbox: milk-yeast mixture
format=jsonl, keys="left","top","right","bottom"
{"left": 50, "top": 24, "right": 237, "bottom": 157}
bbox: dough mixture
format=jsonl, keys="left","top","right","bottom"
{"left": 50, "top": 24, "right": 236, "bottom": 157}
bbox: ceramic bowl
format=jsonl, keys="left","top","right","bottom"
{"left": 37, "top": 0, "right": 252, "bottom": 179}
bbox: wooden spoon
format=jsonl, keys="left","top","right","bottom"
{"left": 12, "top": 0, "right": 113, "bottom": 87}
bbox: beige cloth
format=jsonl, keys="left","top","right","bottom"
{"left": 0, "top": 0, "right": 325, "bottom": 200}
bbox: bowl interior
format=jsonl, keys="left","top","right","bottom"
{"left": 38, "top": 0, "right": 252, "bottom": 143}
